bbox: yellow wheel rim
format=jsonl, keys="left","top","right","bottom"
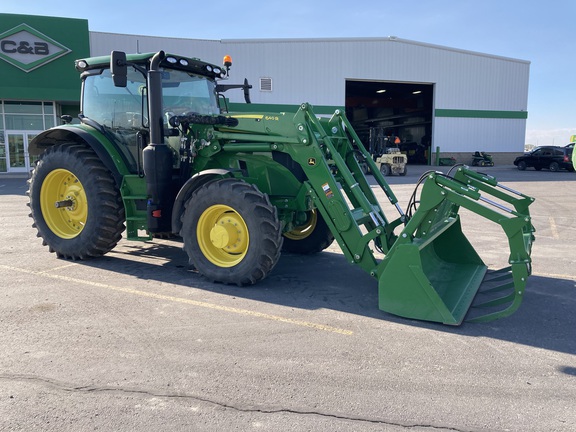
{"left": 197, "top": 204, "right": 249, "bottom": 267}
{"left": 40, "top": 169, "right": 88, "bottom": 239}
{"left": 284, "top": 210, "right": 318, "bottom": 240}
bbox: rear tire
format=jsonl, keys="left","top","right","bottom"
{"left": 27, "top": 143, "right": 125, "bottom": 259}
{"left": 549, "top": 162, "right": 560, "bottom": 172}
{"left": 180, "top": 179, "right": 283, "bottom": 285}
{"left": 282, "top": 209, "right": 334, "bottom": 254}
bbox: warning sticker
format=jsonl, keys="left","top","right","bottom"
{"left": 322, "top": 183, "right": 334, "bottom": 199}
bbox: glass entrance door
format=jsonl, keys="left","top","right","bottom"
{"left": 4, "top": 132, "right": 39, "bottom": 173}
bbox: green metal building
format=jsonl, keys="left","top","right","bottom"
{"left": 0, "top": 14, "right": 89, "bottom": 174}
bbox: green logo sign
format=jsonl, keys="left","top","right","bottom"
{"left": 0, "top": 23, "right": 71, "bottom": 72}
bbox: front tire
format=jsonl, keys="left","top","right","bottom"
{"left": 27, "top": 143, "right": 125, "bottom": 259}
{"left": 380, "top": 164, "right": 391, "bottom": 176}
{"left": 180, "top": 179, "right": 283, "bottom": 285}
{"left": 517, "top": 161, "right": 527, "bottom": 171}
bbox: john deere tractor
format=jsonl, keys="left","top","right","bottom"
{"left": 27, "top": 50, "right": 536, "bottom": 325}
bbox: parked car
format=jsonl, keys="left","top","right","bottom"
{"left": 514, "top": 146, "right": 574, "bottom": 172}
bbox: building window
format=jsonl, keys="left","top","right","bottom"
{"left": 0, "top": 101, "right": 56, "bottom": 173}
{"left": 2, "top": 101, "right": 55, "bottom": 130}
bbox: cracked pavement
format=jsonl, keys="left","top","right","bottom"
{"left": 1, "top": 167, "right": 575, "bottom": 431}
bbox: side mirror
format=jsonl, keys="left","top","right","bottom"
{"left": 243, "top": 78, "right": 252, "bottom": 104}
{"left": 111, "top": 51, "right": 127, "bottom": 87}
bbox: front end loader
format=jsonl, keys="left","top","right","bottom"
{"left": 27, "top": 50, "right": 535, "bottom": 325}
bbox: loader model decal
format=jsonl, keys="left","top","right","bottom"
{"left": 322, "top": 183, "right": 334, "bottom": 199}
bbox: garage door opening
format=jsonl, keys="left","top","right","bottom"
{"left": 345, "top": 80, "right": 434, "bottom": 165}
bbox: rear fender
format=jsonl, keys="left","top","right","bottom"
{"left": 29, "top": 125, "right": 131, "bottom": 187}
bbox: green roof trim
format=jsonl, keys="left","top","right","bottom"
{"left": 435, "top": 109, "right": 528, "bottom": 119}
{"left": 227, "top": 102, "right": 344, "bottom": 115}
{"left": 226, "top": 102, "right": 528, "bottom": 120}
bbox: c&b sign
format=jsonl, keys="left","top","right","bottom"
{"left": 0, "top": 23, "right": 71, "bottom": 72}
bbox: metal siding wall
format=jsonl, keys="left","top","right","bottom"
{"left": 217, "top": 40, "right": 345, "bottom": 106}
{"left": 217, "top": 38, "right": 529, "bottom": 110}
{"left": 434, "top": 117, "right": 527, "bottom": 153}
{"left": 89, "top": 34, "right": 529, "bottom": 111}
{"left": 431, "top": 50, "right": 530, "bottom": 110}
{"left": 90, "top": 32, "right": 222, "bottom": 63}
{"left": 88, "top": 34, "right": 530, "bottom": 153}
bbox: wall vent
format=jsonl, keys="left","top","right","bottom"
{"left": 259, "top": 77, "right": 273, "bottom": 92}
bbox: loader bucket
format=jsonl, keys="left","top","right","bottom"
{"left": 376, "top": 168, "right": 535, "bottom": 325}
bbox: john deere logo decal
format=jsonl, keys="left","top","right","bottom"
{"left": 0, "top": 23, "right": 71, "bottom": 72}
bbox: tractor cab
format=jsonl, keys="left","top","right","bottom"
{"left": 75, "top": 52, "right": 225, "bottom": 173}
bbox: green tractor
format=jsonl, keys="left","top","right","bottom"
{"left": 27, "top": 50, "right": 536, "bottom": 325}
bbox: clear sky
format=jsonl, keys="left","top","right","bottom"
{"left": 3, "top": 0, "right": 575, "bottom": 146}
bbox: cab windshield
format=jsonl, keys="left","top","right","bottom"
{"left": 161, "top": 69, "right": 219, "bottom": 116}
{"left": 81, "top": 66, "right": 219, "bottom": 172}
{"left": 82, "top": 67, "right": 219, "bottom": 128}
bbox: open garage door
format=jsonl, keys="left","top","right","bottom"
{"left": 345, "top": 80, "right": 434, "bottom": 165}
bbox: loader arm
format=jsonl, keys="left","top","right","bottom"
{"left": 211, "top": 103, "right": 535, "bottom": 325}
{"left": 281, "top": 104, "right": 402, "bottom": 270}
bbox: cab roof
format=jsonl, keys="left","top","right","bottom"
{"left": 74, "top": 51, "right": 227, "bottom": 80}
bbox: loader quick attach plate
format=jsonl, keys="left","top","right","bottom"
{"left": 376, "top": 167, "right": 535, "bottom": 325}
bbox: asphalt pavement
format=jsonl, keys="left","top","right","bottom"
{"left": 1, "top": 165, "right": 575, "bottom": 431}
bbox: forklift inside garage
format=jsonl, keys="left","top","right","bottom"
{"left": 345, "top": 80, "right": 434, "bottom": 165}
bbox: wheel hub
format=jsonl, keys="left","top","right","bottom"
{"left": 284, "top": 210, "right": 317, "bottom": 240}
{"left": 40, "top": 169, "right": 88, "bottom": 239}
{"left": 198, "top": 205, "right": 249, "bottom": 267}
{"left": 209, "top": 214, "right": 245, "bottom": 252}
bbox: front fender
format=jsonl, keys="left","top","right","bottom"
{"left": 171, "top": 169, "right": 233, "bottom": 233}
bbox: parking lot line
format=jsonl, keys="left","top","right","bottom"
{"left": 2, "top": 264, "right": 353, "bottom": 336}
{"left": 548, "top": 216, "right": 560, "bottom": 240}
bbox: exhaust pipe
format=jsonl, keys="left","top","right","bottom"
{"left": 143, "top": 51, "right": 173, "bottom": 233}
